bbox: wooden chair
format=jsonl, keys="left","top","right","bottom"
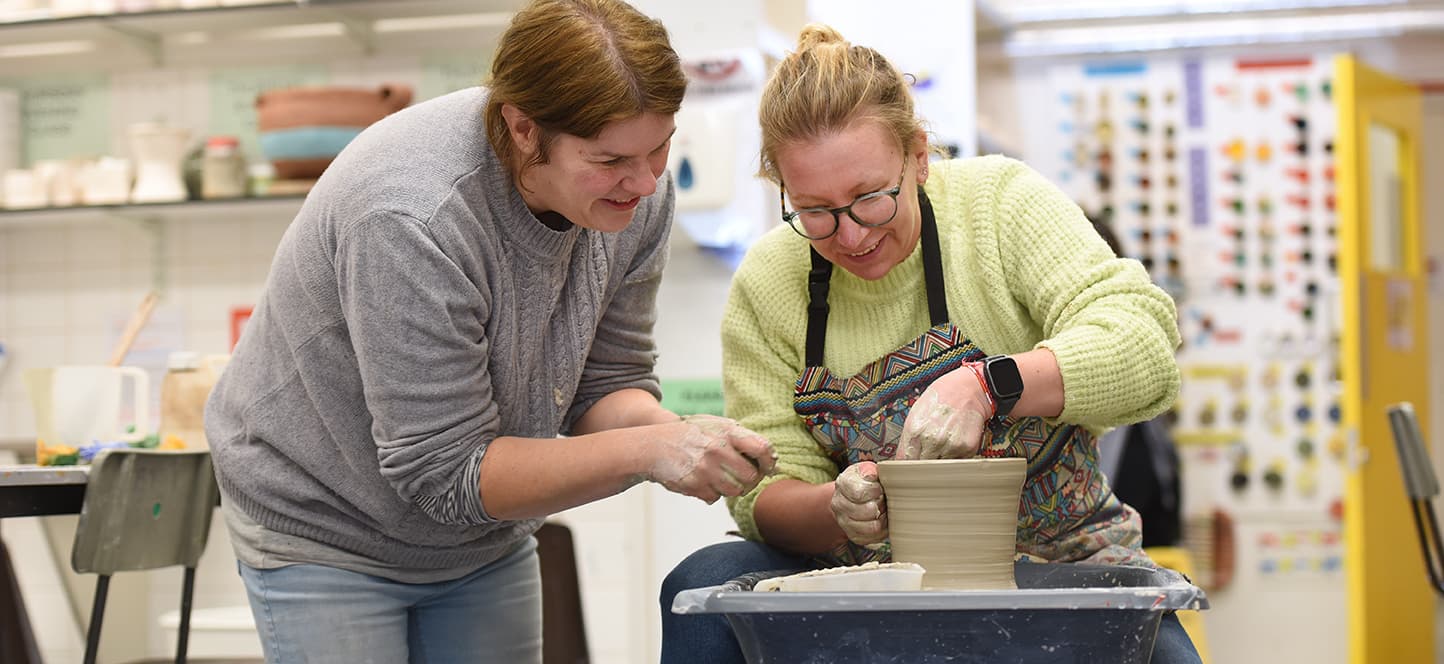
{"left": 536, "top": 521, "right": 589, "bottom": 664}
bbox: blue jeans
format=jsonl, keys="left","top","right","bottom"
{"left": 660, "top": 540, "right": 1204, "bottom": 664}
{"left": 238, "top": 538, "right": 541, "bottom": 664}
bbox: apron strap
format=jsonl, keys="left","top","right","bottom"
{"left": 918, "top": 189, "right": 948, "bottom": 327}
{"left": 804, "top": 189, "right": 948, "bottom": 367}
{"left": 805, "top": 247, "right": 833, "bottom": 367}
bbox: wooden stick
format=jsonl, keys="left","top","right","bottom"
{"left": 108, "top": 291, "right": 158, "bottom": 367}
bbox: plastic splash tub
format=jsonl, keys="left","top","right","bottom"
{"left": 671, "top": 561, "right": 1208, "bottom": 664}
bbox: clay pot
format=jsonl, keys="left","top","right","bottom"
{"left": 877, "top": 457, "right": 1026, "bottom": 590}
{"left": 256, "top": 84, "right": 413, "bottom": 180}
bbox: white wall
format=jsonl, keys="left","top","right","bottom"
{"left": 806, "top": 0, "right": 979, "bottom": 156}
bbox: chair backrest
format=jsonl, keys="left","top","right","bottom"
{"left": 71, "top": 449, "right": 220, "bottom": 576}
{"left": 1388, "top": 402, "right": 1439, "bottom": 500}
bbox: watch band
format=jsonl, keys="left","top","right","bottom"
{"left": 982, "top": 355, "right": 1023, "bottom": 419}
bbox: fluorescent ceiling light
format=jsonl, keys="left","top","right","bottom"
{"left": 0, "top": 40, "right": 96, "bottom": 58}
{"left": 242, "top": 23, "right": 347, "bottom": 40}
{"left": 151, "top": 11, "right": 515, "bottom": 48}
{"left": 989, "top": 0, "right": 1410, "bottom": 24}
{"left": 1003, "top": 8, "right": 1444, "bottom": 56}
{"left": 172, "top": 31, "right": 210, "bottom": 45}
{"left": 375, "top": 12, "right": 512, "bottom": 33}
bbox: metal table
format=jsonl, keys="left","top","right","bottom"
{"left": 1, "top": 465, "right": 90, "bottom": 517}
{"left": 0, "top": 465, "right": 90, "bottom": 664}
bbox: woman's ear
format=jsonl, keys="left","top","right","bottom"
{"left": 912, "top": 130, "right": 931, "bottom": 184}
{"left": 500, "top": 103, "right": 539, "bottom": 157}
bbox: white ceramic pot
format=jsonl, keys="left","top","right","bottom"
{"left": 129, "top": 123, "right": 192, "bottom": 203}
{"left": 2, "top": 168, "right": 46, "bottom": 209}
{"left": 34, "top": 159, "right": 81, "bottom": 207}
{"left": 80, "top": 157, "right": 133, "bottom": 205}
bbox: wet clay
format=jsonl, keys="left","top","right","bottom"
{"left": 876, "top": 457, "right": 1026, "bottom": 590}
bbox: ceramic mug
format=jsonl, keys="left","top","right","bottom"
{"left": 34, "top": 159, "right": 81, "bottom": 207}
{"left": 80, "top": 157, "right": 133, "bottom": 205}
{"left": 24, "top": 365, "right": 150, "bottom": 447}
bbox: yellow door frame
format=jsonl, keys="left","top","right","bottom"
{"left": 1335, "top": 54, "right": 1431, "bottom": 664}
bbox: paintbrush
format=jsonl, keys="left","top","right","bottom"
{"left": 108, "top": 291, "right": 159, "bottom": 367}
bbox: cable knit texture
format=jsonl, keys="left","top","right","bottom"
{"left": 723, "top": 155, "right": 1181, "bottom": 541}
{"left": 205, "top": 88, "right": 671, "bottom": 578}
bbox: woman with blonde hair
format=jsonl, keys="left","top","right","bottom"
{"left": 660, "top": 24, "right": 1200, "bottom": 663}
{"left": 207, "top": 1, "right": 775, "bottom": 661}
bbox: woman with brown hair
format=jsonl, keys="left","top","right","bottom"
{"left": 205, "top": 1, "right": 774, "bottom": 661}
{"left": 661, "top": 24, "right": 1201, "bottom": 664}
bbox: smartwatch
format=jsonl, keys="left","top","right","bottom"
{"left": 982, "top": 355, "right": 1024, "bottom": 419}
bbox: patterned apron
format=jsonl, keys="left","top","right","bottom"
{"left": 792, "top": 191, "right": 1148, "bottom": 567}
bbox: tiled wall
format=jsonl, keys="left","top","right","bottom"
{"left": 0, "top": 213, "right": 291, "bottom": 439}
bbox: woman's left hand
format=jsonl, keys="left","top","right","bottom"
{"left": 898, "top": 365, "right": 994, "bottom": 459}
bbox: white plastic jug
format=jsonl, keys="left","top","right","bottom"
{"left": 23, "top": 365, "right": 150, "bottom": 447}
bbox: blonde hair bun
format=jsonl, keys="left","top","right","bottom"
{"left": 757, "top": 22, "right": 922, "bottom": 185}
{"left": 796, "top": 23, "right": 846, "bottom": 50}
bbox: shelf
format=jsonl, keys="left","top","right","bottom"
{"left": 0, "top": 0, "right": 522, "bottom": 75}
{"left": 0, "top": 195, "right": 305, "bottom": 228}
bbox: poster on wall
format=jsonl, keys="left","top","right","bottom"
{"left": 660, "top": 377, "right": 725, "bottom": 417}
{"left": 11, "top": 73, "right": 111, "bottom": 164}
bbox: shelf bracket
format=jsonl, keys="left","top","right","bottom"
{"left": 109, "top": 211, "right": 168, "bottom": 298}
{"left": 974, "top": 0, "right": 1014, "bottom": 33}
{"left": 98, "top": 20, "right": 163, "bottom": 68}
{"left": 335, "top": 13, "right": 378, "bottom": 56}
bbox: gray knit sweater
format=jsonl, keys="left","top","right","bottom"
{"left": 205, "top": 87, "right": 672, "bottom": 576}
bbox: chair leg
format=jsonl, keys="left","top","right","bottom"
{"left": 175, "top": 566, "right": 196, "bottom": 664}
{"left": 83, "top": 575, "right": 110, "bottom": 664}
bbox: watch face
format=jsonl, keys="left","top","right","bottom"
{"left": 988, "top": 357, "right": 1025, "bottom": 397}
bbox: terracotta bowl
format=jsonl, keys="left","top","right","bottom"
{"left": 256, "top": 84, "right": 413, "bottom": 180}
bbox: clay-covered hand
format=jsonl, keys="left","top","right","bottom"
{"left": 830, "top": 461, "right": 888, "bottom": 547}
{"left": 898, "top": 364, "right": 994, "bottom": 460}
{"left": 646, "top": 414, "right": 777, "bottom": 504}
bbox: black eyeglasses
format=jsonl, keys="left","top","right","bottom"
{"left": 780, "top": 162, "right": 905, "bottom": 240}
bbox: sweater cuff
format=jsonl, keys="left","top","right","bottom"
{"left": 1037, "top": 325, "right": 1143, "bottom": 426}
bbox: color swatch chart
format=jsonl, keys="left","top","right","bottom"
{"left": 1020, "top": 53, "right": 1344, "bottom": 583}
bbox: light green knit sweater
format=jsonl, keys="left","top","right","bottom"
{"left": 722, "top": 155, "right": 1182, "bottom": 542}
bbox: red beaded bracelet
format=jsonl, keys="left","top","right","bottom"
{"left": 963, "top": 362, "right": 997, "bottom": 418}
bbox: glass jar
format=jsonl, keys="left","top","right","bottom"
{"left": 201, "top": 135, "right": 248, "bottom": 199}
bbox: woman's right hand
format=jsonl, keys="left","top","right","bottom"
{"left": 830, "top": 461, "right": 888, "bottom": 547}
{"left": 646, "top": 414, "right": 777, "bottom": 503}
